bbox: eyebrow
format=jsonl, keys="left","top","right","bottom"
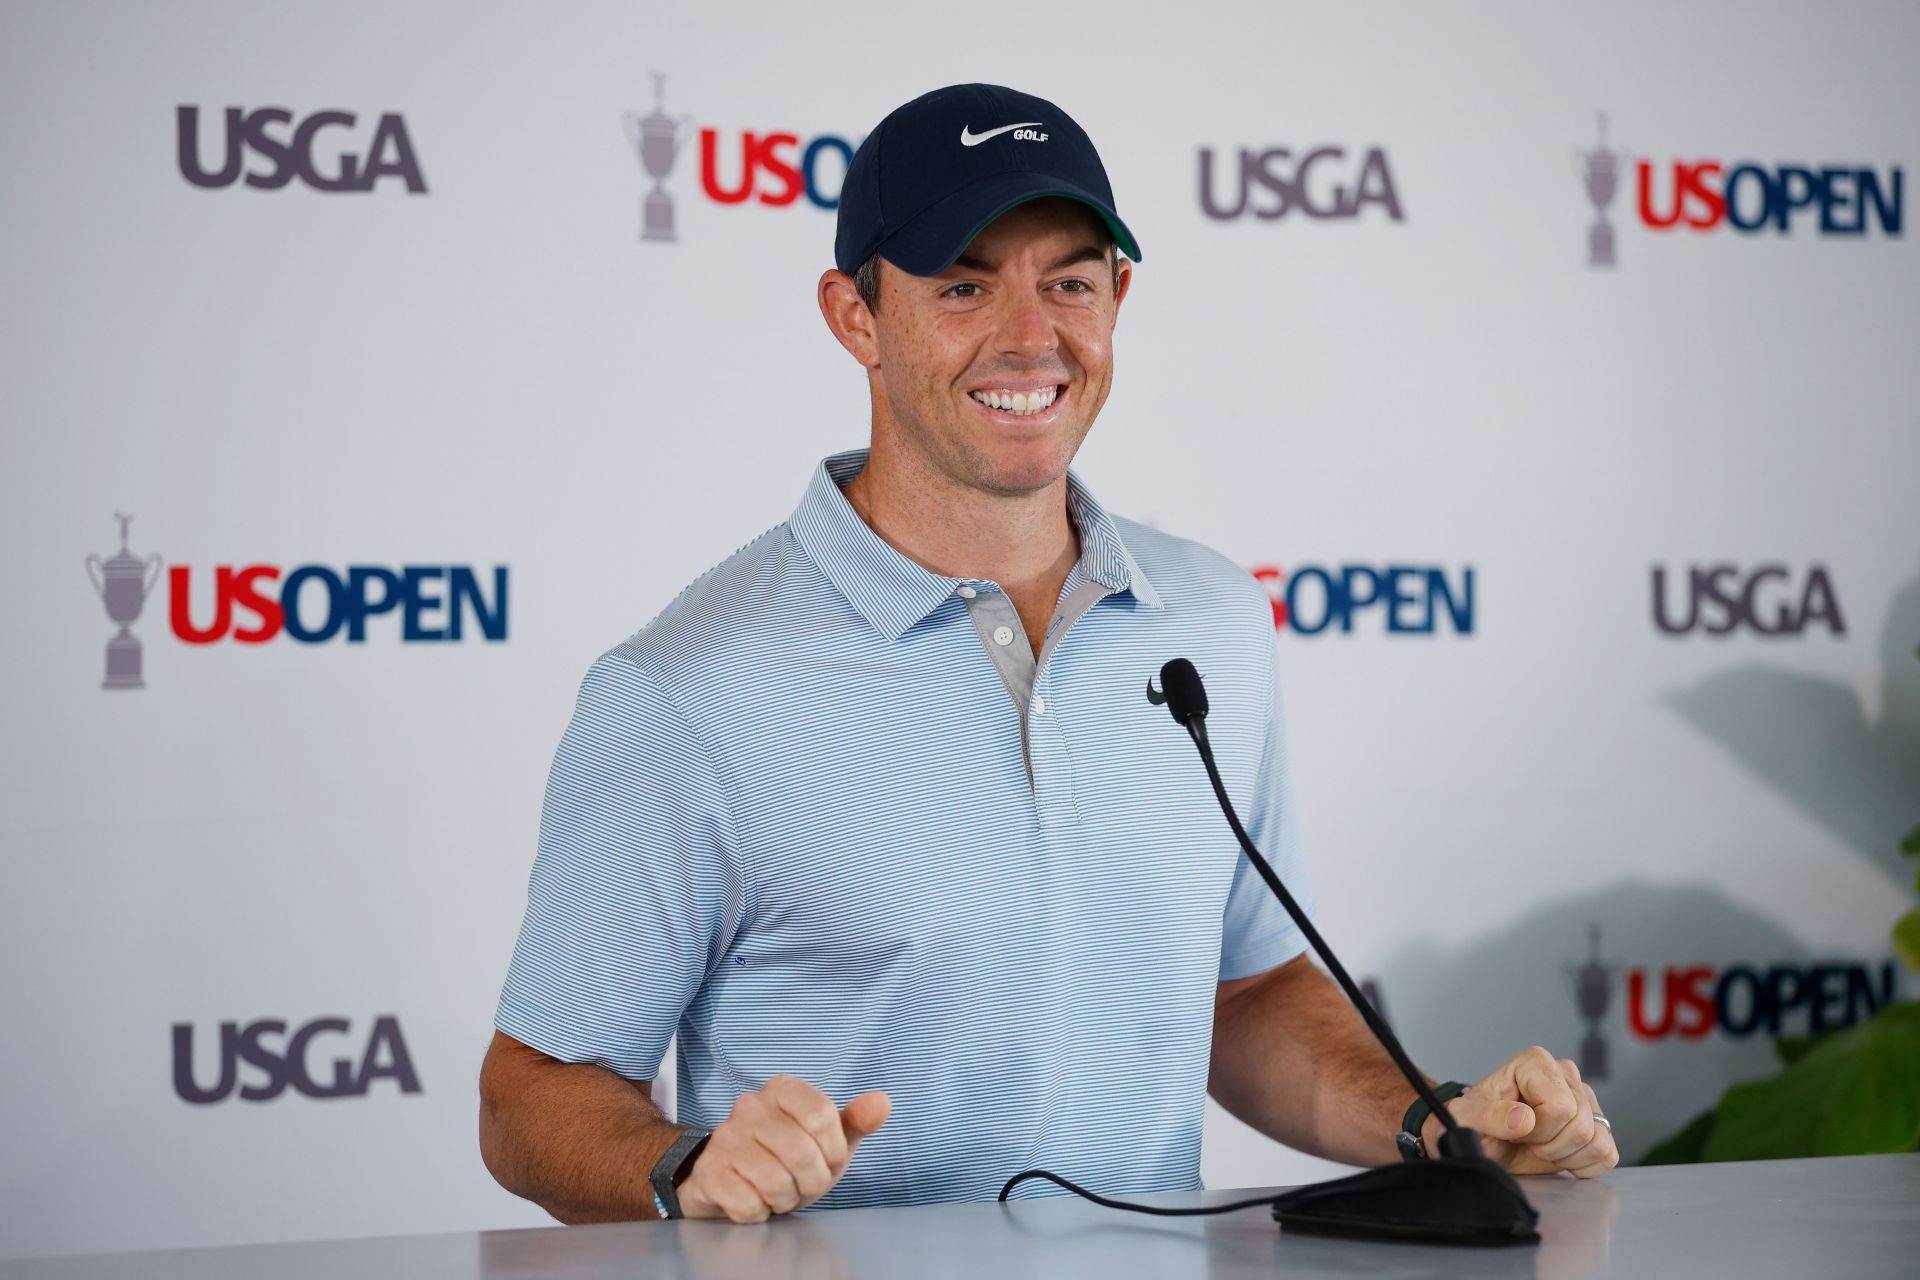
{"left": 950, "top": 243, "right": 1110, "bottom": 274}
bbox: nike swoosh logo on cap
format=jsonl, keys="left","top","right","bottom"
{"left": 960, "top": 122, "right": 1042, "bottom": 147}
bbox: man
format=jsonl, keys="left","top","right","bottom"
{"left": 479, "top": 83, "right": 1617, "bottom": 1226}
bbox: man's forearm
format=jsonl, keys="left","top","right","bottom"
{"left": 1210, "top": 955, "right": 1426, "bottom": 1167}
{"left": 479, "top": 1031, "right": 683, "bottom": 1223}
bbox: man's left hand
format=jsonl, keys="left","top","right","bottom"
{"left": 1424, "top": 1046, "right": 1619, "bottom": 1178}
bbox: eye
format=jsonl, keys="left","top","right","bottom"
{"left": 943, "top": 282, "right": 982, "bottom": 298}
{"left": 1053, "top": 278, "right": 1094, "bottom": 294}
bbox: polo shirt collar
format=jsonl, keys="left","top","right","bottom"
{"left": 789, "top": 449, "right": 1163, "bottom": 643}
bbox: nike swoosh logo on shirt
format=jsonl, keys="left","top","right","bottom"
{"left": 960, "top": 122, "right": 1042, "bottom": 147}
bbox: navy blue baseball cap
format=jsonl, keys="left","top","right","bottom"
{"left": 834, "top": 83, "right": 1142, "bottom": 277}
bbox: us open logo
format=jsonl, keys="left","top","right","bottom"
{"left": 84, "top": 513, "right": 509, "bottom": 689}
{"left": 621, "top": 72, "right": 859, "bottom": 243}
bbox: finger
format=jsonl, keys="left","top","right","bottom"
{"left": 840, "top": 1090, "right": 893, "bottom": 1156}
{"left": 752, "top": 1121, "right": 835, "bottom": 1203}
{"left": 1511, "top": 1049, "right": 1583, "bottom": 1154}
{"left": 1565, "top": 1083, "right": 1620, "bottom": 1178}
{"left": 1560, "top": 1105, "right": 1616, "bottom": 1177}
{"left": 1565, "top": 1139, "right": 1618, "bottom": 1179}
{"left": 702, "top": 1165, "right": 772, "bottom": 1224}
{"left": 1451, "top": 1093, "right": 1536, "bottom": 1141}
{"left": 731, "top": 1140, "right": 804, "bottom": 1215}
{"left": 1565, "top": 1126, "right": 1619, "bottom": 1179}
{"left": 1530, "top": 1059, "right": 1599, "bottom": 1163}
{"left": 765, "top": 1075, "right": 850, "bottom": 1172}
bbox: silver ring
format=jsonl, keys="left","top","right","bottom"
{"left": 1592, "top": 1114, "right": 1612, "bottom": 1131}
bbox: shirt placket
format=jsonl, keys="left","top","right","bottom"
{"left": 959, "top": 578, "right": 1111, "bottom": 829}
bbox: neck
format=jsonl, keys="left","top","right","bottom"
{"left": 841, "top": 434, "right": 1080, "bottom": 601}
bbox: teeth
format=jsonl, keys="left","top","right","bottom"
{"left": 970, "top": 386, "right": 1059, "bottom": 415}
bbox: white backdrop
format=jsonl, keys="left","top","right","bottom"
{"left": 2, "top": 0, "right": 1916, "bottom": 1261}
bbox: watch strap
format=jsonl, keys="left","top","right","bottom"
{"left": 1398, "top": 1081, "right": 1468, "bottom": 1161}
{"left": 649, "top": 1126, "right": 713, "bottom": 1219}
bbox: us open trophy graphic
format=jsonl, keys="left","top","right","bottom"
{"left": 1565, "top": 924, "right": 1618, "bottom": 1081}
{"left": 623, "top": 73, "right": 693, "bottom": 242}
{"left": 1574, "top": 111, "right": 1628, "bottom": 268}
{"left": 85, "top": 512, "right": 162, "bottom": 690}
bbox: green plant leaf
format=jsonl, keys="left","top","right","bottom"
{"left": 1702, "top": 1001, "right": 1920, "bottom": 1160}
{"left": 1774, "top": 1032, "right": 1826, "bottom": 1067}
{"left": 1901, "top": 825, "right": 1920, "bottom": 857}
{"left": 1637, "top": 1106, "right": 1717, "bottom": 1165}
{"left": 1895, "top": 909, "right": 1920, "bottom": 975}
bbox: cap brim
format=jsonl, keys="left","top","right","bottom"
{"left": 874, "top": 171, "right": 1142, "bottom": 276}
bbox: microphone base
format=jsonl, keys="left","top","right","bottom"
{"left": 1268, "top": 1144, "right": 1540, "bottom": 1246}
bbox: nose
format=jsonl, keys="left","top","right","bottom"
{"left": 995, "top": 289, "right": 1057, "bottom": 362}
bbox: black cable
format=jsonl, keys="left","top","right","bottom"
{"left": 1184, "top": 717, "right": 1459, "bottom": 1135}
{"left": 997, "top": 1170, "right": 1281, "bottom": 1216}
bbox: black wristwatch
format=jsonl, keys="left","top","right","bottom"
{"left": 649, "top": 1126, "right": 713, "bottom": 1219}
{"left": 1396, "top": 1082, "right": 1468, "bottom": 1161}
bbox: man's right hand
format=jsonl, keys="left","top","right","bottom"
{"left": 675, "top": 1075, "right": 892, "bottom": 1223}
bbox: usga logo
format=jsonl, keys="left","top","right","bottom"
{"left": 1651, "top": 563, "right": 1845, "bottom": 638}
{"left": 1250, "top": 564, "right": 1474, "bottom": 635}
{"left": 177, "top": 106, "right": 427, "bottom": 193}
{"left": 173, "top": 1016, "right": 421, "bottom": 1104}
{"left": 1199, "top": 145, "right": 1404, "bottom": 222}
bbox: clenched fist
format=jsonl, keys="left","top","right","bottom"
{"left": 677, "top": 1074, "right": 893, "bottom": 1222}
{"left": 1427, "top": 1046, "right": 1619, "bottom": 1178}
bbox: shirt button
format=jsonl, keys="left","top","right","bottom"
{"left": 1033, "top": 696, "right": 1047, "bottom": 716}
{"left": 958, "top": 586, "right": 978, "bottom": 599}
{"left": 992, "top": 625, "right": 1015, "bottom": 647}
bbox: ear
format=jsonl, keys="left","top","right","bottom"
{"left": 818, "top": 269, "right": 881, "bottom": 369}
{"left": 1111, "top": 253, "right": 1134, "bottom": 318}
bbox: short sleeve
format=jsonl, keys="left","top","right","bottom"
{"left": 495, "top": 650, "right": 745, "bottom": 1080}
{"left": 1217, "top": 647, "right": 1315, "bottom": 981}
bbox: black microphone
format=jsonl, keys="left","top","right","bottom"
{"left": 1140, "top": 657, "right": 1539, "bottom": 1244}
{"left": 1144, "top": 657, "right": 1207, "bottom": 723}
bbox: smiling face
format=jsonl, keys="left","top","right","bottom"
{"left": 855, "top": 198, "right": 1131, "bottom": 499}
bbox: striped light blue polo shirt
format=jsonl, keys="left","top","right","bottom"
{"left": 496, "top": 449, "right": 1314, "bottom": 1208}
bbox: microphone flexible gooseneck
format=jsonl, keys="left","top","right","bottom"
{"left": 1151, "top": 657, "right": 1460, "bottom": 1139}
{"left": 997, "top": 657, "right": 1539, "bottom": 1245}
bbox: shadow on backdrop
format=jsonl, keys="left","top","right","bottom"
{"left": 1377, "top": 882, "right": 1809, "bottom": 1164}
{"left": 1665, "top": 565, "right": 1920, "bottom": 887}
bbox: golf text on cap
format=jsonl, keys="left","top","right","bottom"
{"left": 961, "top": 122, "right": 1047, "bottom": 146}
